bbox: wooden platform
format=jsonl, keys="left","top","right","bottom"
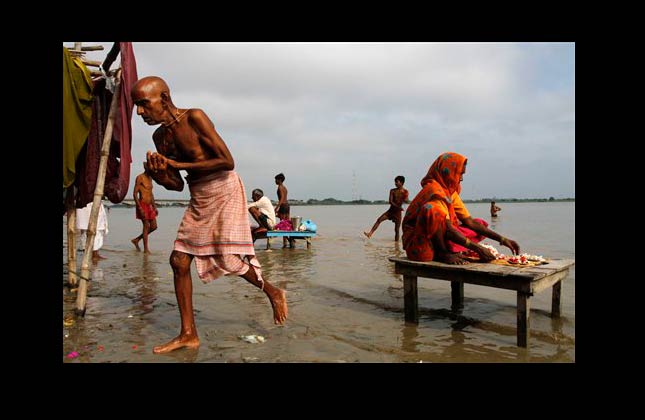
{"left": 388, "top": 256, "right": 575, "bottom": 347}
{"left": 261, "top": 230, "right": 316, "bottom": 249}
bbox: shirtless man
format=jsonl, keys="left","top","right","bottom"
{"left": 274, "top": 172, "right": 292, "bottom": 247}
{"left": 131, "top": 162, "right": 158, "bottom": 253}
{"left": 364, "top": 175, "right": 410, "bottom": 241}
{"left": 131, "top": 76, "right": 287, "bottom": 354}
{"left": 490, "top": 201, "right": 502, "bottom": 218}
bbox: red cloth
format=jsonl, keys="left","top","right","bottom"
{"left": 136, "top": 202, "right": 156, "bottom": 220}
{"left": 274, "top": 219, "right": 293, "bottom": 231}
{"left": 447, "top": 218, "right": 488, "bottom": 253}
{"left": 76, "top": 42, "right": 137, "bottom": 208}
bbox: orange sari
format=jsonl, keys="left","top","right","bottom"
{"left": 402, "top": 152, "right": 467, "bottom": 261}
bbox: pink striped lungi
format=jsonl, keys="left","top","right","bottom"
{"left": 174, "top": 170, "right": 263, "bottom": 284}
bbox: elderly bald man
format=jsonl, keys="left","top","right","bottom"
{"left": 131, "top": 76, "right": 288, "bottom": 354}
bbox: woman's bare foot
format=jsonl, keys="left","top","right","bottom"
{"left": 267, "top": 288, "right": 288, "bottom": 325}
{"left": 152, "top": 334, "right": 200, "bottom": 354}
{"left": 437, "top": 252, "right": 469, "bottom": 265}
{"left": 131, "top": 238, "right": 141, "bottom": 251}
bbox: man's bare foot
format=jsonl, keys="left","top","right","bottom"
{"left": 144, "top": 249, "right": 151, "bottom": 254}
{"left": 131, "top": 238, "right": 141, "bottom": 251}
{"left": 363, "top": 231, "right": 372, "bottom": 239}
{"left": 267, "top": 288, "right": 288, "bottom": 325}
{"left": 152, "top": 334, "right": 200, "bottom": 354}
{"left": 437, "top": 253, "right": 469, "bottom": 265}
{"left": 92, "top": 252, "right": 106, "bottom": 260}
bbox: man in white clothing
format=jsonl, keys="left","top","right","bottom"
{"left": 247, "top": 188, "right": 276, "bottom": 241}
{"left": 76, "top": 201, "right": 109, "bottom": 260}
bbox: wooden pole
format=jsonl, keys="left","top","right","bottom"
{"left": 67, "top": 41, "right": 82, "bottom": 289}
{"left": 81, "top": 59, "right": 102, "bottom": 68}
{"left": 75, "top": 69, "right": 122, "bottom": 316}
{"left": 66, "top": 188, "right": 77, "bottom": 287}
{"left": 81, "top": 45, "right": 105, "bottom": 51}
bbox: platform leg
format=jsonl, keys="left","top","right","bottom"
{"left": 451, "top": 281, "right": 464, "bottom": 311}
{"left": 403, "top": 274, "right": 419, "bottom": 324}
{"left": 517, "top": 292, "right": 531, "bottom": 348}
{"left": 306, "top": 237, "right": 311, "bottom": 249}
{"left": 551, "top": 281, "right": 562, "bottom": 318}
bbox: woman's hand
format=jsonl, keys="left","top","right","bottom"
{"left": 500, "top": 237, "right": 520, "bottom": 255}
{"left": 475, "top": 244, "right": 496, "bottom": 262}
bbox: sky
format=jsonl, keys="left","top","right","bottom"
{"left": 64, "top": 42, "right": 575, "bottom": 202}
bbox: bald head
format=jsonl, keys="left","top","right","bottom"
{"left": 132, "top": 76, "right": 170, "bottom": 97}
{"left": 131, "top": 76, "right": 178, "bottom": 126}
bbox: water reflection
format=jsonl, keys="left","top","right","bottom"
{"left": 134, "top": 253, "right": 158, "bottom": 315}
{"left": 400, "top": 324, "right": 420, "bottom": 353}
{"left": 255, "top": 247, "right": 316, "bottom": 290}
{"left": 363, "top": 239, "right": 404, "bottom": 277}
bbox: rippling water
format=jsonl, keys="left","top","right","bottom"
{"left": 63, "top": 202, "right": 575, "bottom": 363}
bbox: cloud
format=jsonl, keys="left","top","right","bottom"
{"left": 65, "top": 42, "right": 574, "bottom": 201}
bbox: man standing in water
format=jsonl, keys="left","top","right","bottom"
{"left": 131, "top": 76, "right": 288, "bottom": 354}
{"left": 131, "top": 162, "right": 158, "bottom": 253}
{"left": 490, "top": 201, "right": 502, "bottom": 218}
{"left": 364, "top": 175, "right": 409, "bottom": 241}
{"left": 274, "top": 172, "right": 291, "bottom": 247}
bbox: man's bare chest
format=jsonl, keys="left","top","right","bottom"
{"left": 157, "top": 128, "right": 201, "bottom": 159}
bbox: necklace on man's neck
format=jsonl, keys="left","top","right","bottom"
{"left": 162, "top": 108, "right": 189, "bottom": 128}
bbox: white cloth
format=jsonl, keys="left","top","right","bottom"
{"left": 76, "top": 202, "right": 108, "bottom": 231}
{"left": 78, "top": 229, "right": 105, "bottom": 251}
{"left": 247, "top": 196, "right": 276, "bottom": 229}
{"left": 76, "top": 202, "right": 109, "bottom": 251}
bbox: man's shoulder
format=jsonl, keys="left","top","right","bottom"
{"left": 152, "top": 127, "right": 164, "bottom": 140}
{"left": 186, "top": 108, "right": 209, "bottom": 122}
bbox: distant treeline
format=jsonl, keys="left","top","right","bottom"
{"left": 463, "top": 197, "right": 575, "bottom": 203}
{"left": 109, "top": 197, "right": 574, "bottom": 208}
{"left": 294, "top": 197, "right": 575, "bottom": 205}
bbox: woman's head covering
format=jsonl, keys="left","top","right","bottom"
{"left": 420, "top": 152, "right": 467, "bottom": 196}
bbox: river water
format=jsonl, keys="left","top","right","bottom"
{"left": 63, "top": 202, "right": 574, "bottom": 363}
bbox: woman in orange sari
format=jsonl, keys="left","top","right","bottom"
{"left": 402, "top": 152, "right": 497, "bottom": 265}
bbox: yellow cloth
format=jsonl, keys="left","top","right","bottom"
{"left": 430, "top": 199, "right": 450, "bottom": 220}
{"left": 63, "top": 47, "right": 93, "bottom": 188}
{"left": 451, "top": 192, "right": 470, "bottom": 220}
